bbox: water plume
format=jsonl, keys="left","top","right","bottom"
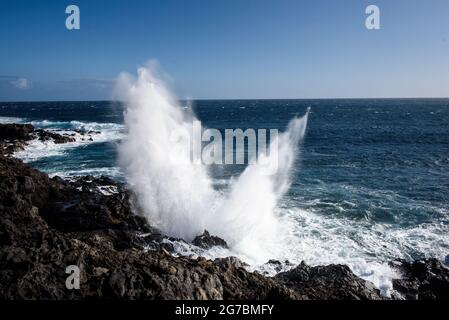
{"left": 117, "top": 63, "right": 309, "bottom": 262}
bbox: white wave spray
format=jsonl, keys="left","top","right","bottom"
{"left": 117, "top": 64, "right": 308, "bottom": 263}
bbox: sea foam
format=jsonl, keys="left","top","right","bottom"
{"left": 14, "top": 119, "right": 124, "bottom": 162}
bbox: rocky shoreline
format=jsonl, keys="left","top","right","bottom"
{"left": 0, "top": 123, "right": 448, "bottom": 300}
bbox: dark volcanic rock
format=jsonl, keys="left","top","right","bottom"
{"left": 141, "top": 232, "right": 186, "bottom": 254}
{"left": 259, "top": 259, "right": 295, "bottom": 275}
{"left": 390, "top": 259, "right": 449, "bottom": 300}
{"left": 41, "top": 176, "right": 149, "bottom": 234}
{"left": 192, "top": 230, "right": 228, "bottom": 249}
{"left": 275, "top": 262, "right": 384, "bottom": 300}
{"left": 0, "top": 154, "right": 297, "bottom": 299}
{"left": 34, "top": 129, "right": 76, "bottom": 144}
{"left": 0, "top": 124, "right": 35, "bottom": 156}
{"left": 0, "top": 123, "right": 34, "bottom": 140}
{"left": 0, "top": 123, "right": 76, "bottom": 156}
{"left": 0, "top": 140, "right": 27, "bottom": 156}
{"left": 211, "top": 256, "right": 298, "bottom": 299}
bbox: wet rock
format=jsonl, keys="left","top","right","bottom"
{"left": 0, "top": 124, "right": 35, "bottom": 156}
{"left": 34, "top": 129, "right": 76, "bottom": 144}
{"left": 259, "top": 259, "right": 295, "bottom": 275}
{"left": 212, "top": 256, "right": 298, "bottom": 299}
{"left": 40, "top": 176, "right": 150, "bottom": 234}
{"left": 192, "top": 230, "right": 228, "bottom": 249}
{"left": 390, "top": 258, "right": 449, "bottom": 300}
{"left": 268, "top": 259, "right": 282, "bottom": 266}
{"left": 70, "top": 175, "right": 123, "bottom": 192}
{"left": 0, "top": 124, "right": 34, "bottom": 140}
{"left": 0, "top": 123, "right": 75, "bottom": 157}
{"left": 275, "top": 261, "right": 384, "bottom": 300}
{"left": 1, "top": 140, "right": 26, "bottom": 156}
{"left": 141, "top": 233, "right": 182, "bottom": 253}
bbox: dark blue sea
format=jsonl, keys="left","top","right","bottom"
{"left": 1, "top": 98, "right": 448, "bottom": 293}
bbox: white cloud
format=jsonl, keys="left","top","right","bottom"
{"left": 11, "top": 77, "right": 31, "bottom": 89}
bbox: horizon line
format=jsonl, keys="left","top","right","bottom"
{"left": 1, "top": 96, "right": 449, "bottom": 103}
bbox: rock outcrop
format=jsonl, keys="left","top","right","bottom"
{"left": 0, "top": 123, "right": 34, "bottom": 140}
{"left": 390, "top": 259, "right": 449, "bottom": 300}
{"left": 0, "top": 124, "right": 34, "bottom": 155}
{"left": 34, "top": 129, "right": 75, "bottom": 144}
{"left": 275, "top": 262, "right": 384, "bottom": 300}
{"left": 0, "top": 123, "right": 75, "bottom": 156}
{"left": 0, "top": 154, "right": 298, "bottom": 299}
{"left": 192, "top": 230, "right": 229, "bottom": 249}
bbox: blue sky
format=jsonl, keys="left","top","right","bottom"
{"left": 0, "top": 0, "right": 448, "bottom": 101}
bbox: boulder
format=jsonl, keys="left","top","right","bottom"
{"left": 192, "top": 230, "right": 228, "bottom": 249}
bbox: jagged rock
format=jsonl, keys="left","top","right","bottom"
{"left": 0, "top": 154, "right": 296, "bottom": 299}
{"left": 214, "top": 256, "right": 248, "bottom": 269}
{"left": 390, "top": 259, "right": 449, "bottom": 300}
{"left": 275, "top": 261, "right": 384, "bottom": 300}
{"left": 40, "top": 178, "right": 150, "bottom": 234}
{"left": 192, "top": 230, "right": 228, "bottom": 249}
{"left": 141, "top": 233, "right": 185, "bottom": 253}
{"left": 0, "top": 123, "right": 76, "bottom": 156}
{"left": 0, "top": 124, "right": 34, "bottom": 140}
{"left": 260, "top": 259, "right": 295, "bottom": 275}
{"left": 0, "top": 140, "right": 26, "bottom": 156}
{"left": 211, "top": 256, "right": 298, "bottom": 299}
{"left": 34, "top": 129, "right": 76, "bottom": 144}
{"left": 0, "top": 124, "right": 35, "bottom": 156}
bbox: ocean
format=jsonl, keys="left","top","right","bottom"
{"left": 1, "top": 98, "right": 449, "bottom": 295}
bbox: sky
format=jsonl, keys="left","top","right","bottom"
{"left": 0, "top": 0, "right": 448, "bottom": 101}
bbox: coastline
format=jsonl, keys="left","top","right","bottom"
{"left": 1, "top": 123, "right": 448, "bottom": 300}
